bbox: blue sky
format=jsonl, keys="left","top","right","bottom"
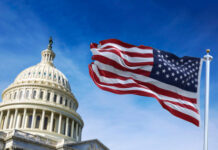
{"left": 0, "top": 0, "right": 218, "bottom": 149}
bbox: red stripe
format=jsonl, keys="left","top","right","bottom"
{"left": 92, "top": 55, "right": 151, "bottom": 76}
{"left": 98, "top": 48, "right": 153, "bottom": 58}
{"left": 96, "top": 66, "right": 196, "bottom": 104}
{"left": 159, "top": 101, "right": 199, "bottom": 126}
{"left": 161, "top": 100, "right": 198, "bottom": 113}
{"left": 90, "top": 43, "right": 98, "bottom": 49}
{"left": 93, "top": 54, "right": 153, "bottom": 67}
{"left": 99, "top": 39, "right": 153, "bottom": 49}
{"left": 89, "top": 65, "right": 199, "bottom": 126}
{"left": 92, "top": 66, "right": 198, "bottom": 113}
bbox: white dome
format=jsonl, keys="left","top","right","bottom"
{"left": 14, "top": 62, "right": 71, "bottom": 92}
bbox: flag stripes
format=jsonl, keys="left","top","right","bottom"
{"left": 89, "top": 39, "right": 202, "bottom": 126}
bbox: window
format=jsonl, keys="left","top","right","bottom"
{"left": 61, "top": 119, "right": 66, "bottom": 134}
{"left": 32, "top": 90, "right": 36, "bottom": 99}
{"left": 27, "top": 115, "right": 32, "bottom": 128}
{"left": 25, "top": 90, "right": 29, "bottom": 99}
{"left": 53, "top": 94, "right": 57, "bottom": 102}
{"left": 43, "top": 117, "right": 48, "bottom": 130}
{"left": 35, "top": 116, "right": 41, "bottom": 128}
{"left": 9, "top": 94, "right": 12, "bottom": 99}
{"left": 19, "top": 91, "right": 23, "bottom": 99}
{"left": 14, "top": 92, "right": 17, "bottom": 99}
{"left": 60, "top": 97, "right": 63, "bottom": 104}
{"left": 47, "top": 92, "right": 50, "bottom": 101}
{"left": 68, "top": 121, "right": 72, "bottom": 137}
{"left": 19, "top": 115, "right": 23, "bottom": 128}
{"left": 52, "top": 118, "right": 56, "bottom": 132}
{"left": 73, "top": 123, "right": 76, "bottom": 138}
{"left": 40, "top": 91, "right": 44, "bottom": 99}
{"left": 70, "top": 102, "right": 72, "bottom": 108}
{"left": 65, "top": 99, "right": 68, "bottom": 106}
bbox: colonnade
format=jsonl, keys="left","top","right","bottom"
{"left": 0, "top": 108, "right": 82, "bottom": 141}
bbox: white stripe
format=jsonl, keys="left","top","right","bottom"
{"left": 92, "top": 52, "right": 153, "bottom": 72}
{"left": 99, "top": 43, "right": 153, "bottom": 54}
{"left": 164, "top": 102, "right": 200, "bottom": 121}
{"left": 92, "top": 64, "right": 198, "bottom": 109}
{"left": 93, "top": 61, "right": 197, "bottom": 98}
{"left": 92, "top": 49, "right": 153, "bottom": 63}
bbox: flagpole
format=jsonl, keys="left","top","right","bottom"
{"left": 203, "top": 49, "right": 213, "bottom": 150}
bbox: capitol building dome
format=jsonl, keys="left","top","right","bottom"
{"left": 0, "top": 38, "right": 83, "bottom": 142}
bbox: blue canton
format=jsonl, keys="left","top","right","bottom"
{"left": 150, "top": 49, "right": 201, "bottom": 92}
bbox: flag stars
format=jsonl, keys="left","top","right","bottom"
{"left": 152, "top": 49, "right": 200, "bottom": 92}
{"left": 158, "top": 64, "right": 162, "bottom": 68}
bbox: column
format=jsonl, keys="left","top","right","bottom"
{"left": 58, "top": 114, "right": 62, "bottom": 134}
{"left": 40, "top": 110, "right": 45, "bottom": 130}
{"left": 30, "top": 89, "right": 33, "bottom": 99}
{"left": 13, "top": 109, "right": 18, "bottom": 128}
{"left": 22, "top": 109, "right": 27, "bottom": 129}
{"left": 75, "top": 123, "right": 78, "bottom": 141}
{"left": 71, "top": 120, "right": 74, "bottom": 138}
{"left": 0, "top": 111, "right": 3, "bottom": 129}
{"left": 9, "top": 114, "right": 14, "bottom": 129}
{"left": 50, "top": 92, "right": 54, "bottom": 102}
{"left": 3, "top": 110, "right": 10, "bottom": 129}
{"left": 65, "top": 117, "right": 69, "bottom": 136}
{"left": 57, "top": 95, "right": 60, "bottom": 104}
{"left": 43, "top": 90, "right": 47, "bottom": 101}
{"left": 36, "top": 89, "right": 40, "bottom": 100}
{"left": 31, "top": 109, "right": 36, "bottom": 129}
{"left": 79, "top": 126, "right": 82, "bottom": 141}
{"left": 49, "top": 111, "right": 54, "bottom": 132}
{"left": 16, "top": 114, "right": 20, "bottom": 129}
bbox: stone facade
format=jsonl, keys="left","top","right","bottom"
{"left": 0, "top": 38, "right": 109, "bottom": 150}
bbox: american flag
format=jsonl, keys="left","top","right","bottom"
{"left": 89, "top": 39, "right": 202, "bottom": 126}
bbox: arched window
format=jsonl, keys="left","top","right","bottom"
{"left": 43, "top": 117, "right": 48, "bottom": 130}
{"left": 70, "top": 102, "right": 72, "bottom": 109}
{"left": 32, "top": 90, "right": 36, "bottom": 99}
{"left": 53, "top": 94, "right": 57, "bottom": 102}
{"left": 47, "top": 92, "right": 50, "bottom": 101}
{"left": 27, "top": 115, "right": 32, "bottom": 128}
{"left": 60, "top": 97, "right": 63, "bottom": 104}
{"left": 35, "top": 116, "right": 41, "bottom": 128}
{"left": 65, "top": 99, "right": 68, "bottom": 107}
{"left": 40, "top": 91, "right": 44, "bottom": 99}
